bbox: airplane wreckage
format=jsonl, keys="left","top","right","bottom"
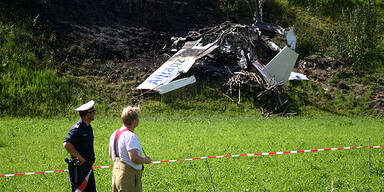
{"left": 136, "top": 21, "right": 309, "bottom": 115}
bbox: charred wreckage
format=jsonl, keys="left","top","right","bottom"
{"left": 137, "top": 4, "right": 308, "bottom": 116}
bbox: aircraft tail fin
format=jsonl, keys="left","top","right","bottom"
{"left": 252, "top": 46, "right": 298, "bottom": 85}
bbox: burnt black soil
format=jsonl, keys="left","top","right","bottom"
{"left": 5, "top": 0, "right": 384, "bottom": 114}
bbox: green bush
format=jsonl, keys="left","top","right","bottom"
{"left": 328, "top": 1, "right": 382, "bottom": 70}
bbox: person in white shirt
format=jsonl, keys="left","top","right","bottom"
{"left": 109, "top": 106, "right": 151, "bottom": 192}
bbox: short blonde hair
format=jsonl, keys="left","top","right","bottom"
{"left": 121, "top": 106, "right": 140, "bottom": 126}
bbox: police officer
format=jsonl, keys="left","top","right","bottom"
{"left": 64, "top": 100, "right": 97, "bottom": 192}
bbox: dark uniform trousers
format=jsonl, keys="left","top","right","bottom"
{"left": 68, "top": 163, "right": 96, "bottom": 192}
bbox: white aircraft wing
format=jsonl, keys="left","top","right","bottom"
{"left": 136, "top": 56, "right": 195, "bottom": 91}
{"left": 155, "top": 76, "right": 196, "bottom": 94}
{"left": 137, "top": 39, "right": 218, "bottom": 93}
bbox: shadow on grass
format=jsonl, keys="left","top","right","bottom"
{"left": 372, "top": 167, "right": 384, "bottom": 177}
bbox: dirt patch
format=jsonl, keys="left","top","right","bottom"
{"left": 39, "top": 0, "right": 224, "bottom": 60}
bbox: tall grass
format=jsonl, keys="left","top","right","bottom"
{"left": 0, "top": 112, "right": 384, "bottom": 191}
{"left": 0, "top": 23, "right": 91, "bottom": 116}
{"left": 0, "top": 2, "right": 106, "bottom": 117}
{"left": 287, "top": 0, "right": 384, "bottom": 69}
{"left": 288, "top": 0, "right": 362, "bottom": 17}
{"left": 327, "top": 1, "right": 383, "bottom": 70}
{"left": 286, "top": 81, "right": 375, "bottom": 116}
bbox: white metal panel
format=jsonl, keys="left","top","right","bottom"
{"left": 136, "top": 56, "right": 195, "bottom": 90}
{"left": 285, "top": 28, "right": 297, "bottom": 50}
{"left": 289, "top": 72, "right": 309, "bottom": 80}
{"left": 155, "top": 76, "right": 196, "bottom": 94}
{"left": 137, "top": 39, "right": 218, "bottom": 92}
{"left": 263, "top": 46, "right": 298, "bottom": 85}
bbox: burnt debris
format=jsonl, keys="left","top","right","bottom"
{"left": 165, "top": 21, "right": 295, "bottom": 116}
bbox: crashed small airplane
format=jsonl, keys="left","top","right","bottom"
{"left": 137, "top": 39, "right": 218, "bottom": 94}
{"left": 137, "top": 25, "right": 308, "bottom": 94}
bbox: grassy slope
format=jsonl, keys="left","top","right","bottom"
{"left": 1, "top": 112, "right": 384, "bottom": 191}
{"left": 1, "top": 0, "right": 383, "bottom": 116}
{"left": 274, "top": 0, "right": 384, "bottom": 116}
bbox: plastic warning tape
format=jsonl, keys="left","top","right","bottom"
{"left": 0, "top": 166, "right": 112, "bottom": 178}
{"left": 1, "top": 145, "right": 383, "bottom": 177}
{"left": 149, "top": 145, "right": 383, "bottom": 164}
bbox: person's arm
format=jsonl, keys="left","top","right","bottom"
{"left": 63, "top": 141, "right": 87, "bottom": 165}
{"left": 128, "top": 149, "right": 151, "bottom": 164}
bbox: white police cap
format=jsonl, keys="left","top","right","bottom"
{"left": 74, "top": 100, "right": 95, "bottom": 112}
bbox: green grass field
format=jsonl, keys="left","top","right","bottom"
{"left": 1, "top": 112, "right": 384, "bottom": 191}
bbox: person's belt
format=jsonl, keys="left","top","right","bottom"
{"left": 114, "top": 157, "right": 144, "bottom": 171}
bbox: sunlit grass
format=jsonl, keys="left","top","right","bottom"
{"left": 1, "top": 112, "right": 384, "bottom": 191}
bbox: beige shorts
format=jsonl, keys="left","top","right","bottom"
{"left": 112, "top": 158, "right": 143, "bottom": 192}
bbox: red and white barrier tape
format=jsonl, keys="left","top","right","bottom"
{"left": 1, "top": 145, "right": 383, "bottom": 177}
{"left": 149, "top": 145, "right": 383, "bottom": 164}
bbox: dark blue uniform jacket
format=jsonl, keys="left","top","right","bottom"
{"left": 64, "top": 119, "right": 95, "bottom": 161}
